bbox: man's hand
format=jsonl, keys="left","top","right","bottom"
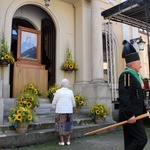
{"left": 128, "top": 116, "right": 136, "bottom": 124}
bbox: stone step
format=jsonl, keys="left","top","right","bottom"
{"left": 4, "top": 97, "right": 91, "bottom": 125}
{"left": 4, "top": 98, "right": 90, "bottom": 118}
{"left": 0, "top": 118, "right": 117, "bottom": 148}
{"left": 4, "top": 98, "right": 51, "bottom": 117}
{"left": 1, "top": 98, "right": 116, "bottom": 148}
{"left": 1, "top": 116, "right": 94, "bottom": 134}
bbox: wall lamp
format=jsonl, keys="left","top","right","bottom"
{"left": 130, "top": 36, "right": 146, "bottom": 51}
{"left": 44, "top": 0, "right": 50, "bottom": 7}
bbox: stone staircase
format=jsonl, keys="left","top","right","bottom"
{"left": 0, "top": 98, "right": 116, "bottom": 148}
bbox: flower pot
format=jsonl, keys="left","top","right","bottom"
{"left": 0, "top": 60, "right": 9, "bottom": 67}
{"left": 74, "top": 107, "right": 81, "bottom": 114}
{"left": 94, "top": 116, "right": 104, "bottom": 124}
{"left": 16, "top": 122, "right": 29, "bottom": 134}
{"left": 66, "top": 71, "right": 73, "bottom": 73}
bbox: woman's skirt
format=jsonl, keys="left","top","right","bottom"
{"left": 55, "top": 113, "right": 73, "bottom": 136}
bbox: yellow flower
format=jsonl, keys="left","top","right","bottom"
{"left": 8, "top": 106, "right": 35, "bottom": 128}
{"left": 28, "top": 115, "right": 33, "bottom": 121}
{"left": 84, "top": 101, "right": 87, "bottom": 106}
{"left": 20, "top": 107, "right": 25, "bottom": 111}
{"left": 47, "top": 83, "right": 60, "bottom": 98}
{"left": 29, "top": 84, "right": 34, "bottom": 88}
{"left": 15, "top": 113, "right": 22, "bottom": 121}
{"left": 8, "top": 116, "right": 12, "bottom": 122}
{"left": 21, "top": 83, "right": 42, "bottom": 97}
{"left": 61, "top": 47, "right": 78, "bottom": 72}
{"left": 96, "top": 110, "right": 100, "bottom": 115}
{"left": 50, "top": 89, "right": 54, "bottom": 93}
{"left": 20, "top": 97, "right": 24, "bottom": 101}
{"left": 26, "top": 102, "right": 32, "bottom": 108}
{"left": 75, "top": 95, "right": 80, "bottom": 100}
{"left": 16, "top": 91, "right": 39, "bottom": 109}
{"left": 74, "top": 94, "right": 87, "bottom": 108}
{"left": 17, "top": 109, "right": 23, "bottom": 114}
{"left": 0, "top": 35, "right": 15, "bottom": 64}
{"left": 34, "top": 90, "right": 38, "bottom": 95}
{"left": 29, "top": 97, "right": 34, "bottom": 101}
{"left": 69, "top": 63, "right": 74, "bottom": 69}
{"left": 79, "top": 101, "right": 83, "bottom": 105}
{"left": 4, "top": 54, "right": 9, "bottom": 59}
{"left": 18, "top": 100, "right": 23, "bottom": 106}
{"left": 89, "top": 102, "right": 109, "bottom": 118}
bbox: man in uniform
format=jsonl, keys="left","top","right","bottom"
{"left": 118, "top": 40, "right": 148, "bottom": 150}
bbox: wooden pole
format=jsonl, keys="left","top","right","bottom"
{"left": 84, "top": 112, "right": 149, "bottom": 136}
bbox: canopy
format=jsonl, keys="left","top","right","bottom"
{"left": 101, "top": 0, "right": 150, "bottom": 76}
{"left": 101, "top": 0, "right": 150, "bottom": 31}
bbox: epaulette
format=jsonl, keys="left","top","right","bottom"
{"left": 123, "top": 73, "right": 130, "bottom": 88}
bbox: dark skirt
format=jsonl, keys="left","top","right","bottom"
{"left": 55, "top": 113, "right": 73, "bottom": 136}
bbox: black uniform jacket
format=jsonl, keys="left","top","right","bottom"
{"left": 118, "top": 71, "right": 146, "bottom": 122}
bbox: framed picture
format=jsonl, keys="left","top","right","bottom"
{"left": 17, "top": 26, "right": 41, "bottom": 66}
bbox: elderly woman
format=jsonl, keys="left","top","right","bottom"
{"left": 52, "top": 79, "right": 76, "bottom": 146}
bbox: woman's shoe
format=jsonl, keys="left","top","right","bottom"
{"left": 58, "top": 142, "right": 65, "bottom": 146}
{"left": 66, "top": 142, "right": 70, "bottom": 145}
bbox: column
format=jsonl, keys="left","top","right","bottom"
{"left": 0, "top": 78, "right": 4, "bottom": 124}
{"left": 91, "top": 0, "right": 103, "bottom": 82}
{"left": 74, "top": 0, "right": 92, "bottom": 83}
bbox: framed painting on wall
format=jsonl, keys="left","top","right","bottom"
{"left": 17, "top": 26, "right": 41, "bottom": 67}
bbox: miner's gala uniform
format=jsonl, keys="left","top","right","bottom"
{"left": 118, "top": 69, "right": 145, "bottom": 121}
{"left": 118, "top": 40, "right": 147, "bottom": 150}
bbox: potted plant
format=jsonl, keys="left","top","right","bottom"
{"left": 47, "top": 83, "right": 60, "bottom": 102}
{"left": 89, "top": 102, "right": 109, "bottom": 124}
{"left": 74, "top": 94, "right": 87, "bottom": 113}
{"left": 21, "top": 83, "right": 42, "bottom": 97}
{"left": 8, "top": 106, "right": 35, "bottom": 134}
{"left": 61, "top": 45, "right": 78, "bottom": 72}
{"left": 7, "top": 83, "right": 41, "bottom": 133}
{"left": 0, "top": 34, "right": 15, "bottom": 66}
{"left": 16, "top": 92, "right": 40, "bottom": 109}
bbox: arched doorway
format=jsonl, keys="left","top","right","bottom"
{"left": 10, "top": 5, "right": 56, "bottom": 97}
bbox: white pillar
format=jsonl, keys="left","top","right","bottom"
{"left": 74, "top": 0, "right": 92, "bottom": 83}
{"left": 0, "top": 98, "right": 4, "bottom": 125}
{"left": 91, "top": 0, "right": 103, "bottom": 82}
{"left": 0, "top": 78, "right": 3, "bottom": 124}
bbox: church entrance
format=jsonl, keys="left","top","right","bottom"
{"left": 10, "top": 5, "right": 56, "bottom": 97}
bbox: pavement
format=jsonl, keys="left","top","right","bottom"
{"left": 7, "top": 127, "right": 150, "bottom": 150}
{"left": 54, "top": 130, "right": 125, "bottom": 150}
{"left": 50, "top": 128, "right": 150, "bottom": 150}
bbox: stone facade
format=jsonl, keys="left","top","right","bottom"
{"left": 0, "top": 0, "right": 149, "bottom": 124}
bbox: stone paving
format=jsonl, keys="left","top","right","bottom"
{"left": 49, "top": 128, "right": 150, "bottom": 150}
{"left": 4, "top": 127, "right": 149, "bottom": 150}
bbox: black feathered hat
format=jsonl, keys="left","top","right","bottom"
{"left": 122, "top": 40, "right": 140, "bottom": 63}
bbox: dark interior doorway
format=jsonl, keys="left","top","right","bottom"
{"left": 41, "top": 18, "right": 56, "bottom": 87}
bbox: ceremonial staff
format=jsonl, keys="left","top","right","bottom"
{"left": 84, "top": 112, "right": 150, "bottom": 136}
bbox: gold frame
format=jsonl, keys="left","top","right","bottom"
{"left": 17, "top": 26, "right": 41, "bottom": 66}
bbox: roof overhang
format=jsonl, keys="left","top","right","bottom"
{"left": 101, "top": 0, "right": 150, "bottom": 31}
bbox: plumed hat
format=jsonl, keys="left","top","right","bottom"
{"left": 122, "top": 40, "right": 140, "bottom": 63}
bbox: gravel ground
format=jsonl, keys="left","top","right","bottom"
{"left": 4, "top": 127, "right": 150, "bottom": 150}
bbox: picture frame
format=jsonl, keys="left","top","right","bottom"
{"left": 17, "top": 26, "right": 41, "bottom": 66}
